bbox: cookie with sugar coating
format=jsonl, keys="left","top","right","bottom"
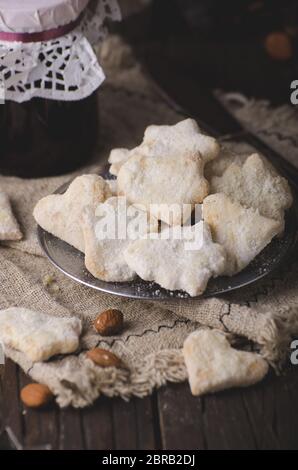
{"left": 124, "top": 221, "right": 227, "bottom": 296}
{"left": 203, "top": 193, "right": 283, "bottom": 275}
{"left": 0, "top": 192, "right": 22, "bottom": 241}
{"left": 139, "top": 118, "right": 220, "bottom": 163}
{"left": 108, "top": 119, "right": 220, "bottom": 176}
{"left": 205, "top": 145, "right": 280, "bottom": 179}
{"left": 108, "top": 148, "right": 131, "bottom": 176}
{"left": 0, "top": 307, "right": 82, "bottom": 362}
{"left": 105, "top": 179, "right": 118, "bottom": 195}
{"left": 205, "top": 147, "right": 248, "bottom": 179}
{"left": 33, "top": 175, "right": 112, "bottom": 253}
{"left": 210, "top": 153, "right": 292, "bottom": 223}
{"left": 83, "top": 197, "right": 158, "bottom": 282}
{"left": 183, "top": 330, "right": 268, "bottom": 396}
{"left": 118, "top": 153, "right": 209, "bottom": 225}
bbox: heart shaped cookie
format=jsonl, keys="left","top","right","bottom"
{"left": 33, "top": 175, "right": 111, "bottom": 252}
{"left": 211, "top": 153, "right": 292, "bottom": 223}
{"left": 183, "top": 330, "right": 268, "bottom": 396}
{"left": 203, "top": 193, "right": 283, "bottom": 275}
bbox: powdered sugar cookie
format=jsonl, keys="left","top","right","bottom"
{"left": 0, "top": 192, "right": 22, "bottom": 241}
{"left": 83, "top": 197, "right": 158, "bottom": 282}
{"left": 124, "top": 221, "right": 227, "bottom": 296}
{"left": 108, "top": 148, "right": 131, "bottom": 176}
{"left": 0, "top": 307, "right": 82, "bottom": 363}
{"left": 118, "top": 153, "right": 209, "bottom": 225}
{"left": 33, "top": 175, "right": 112, "bottom": 253}
{"left": 140, "top": 118, "right": 219, "bottom": 163}
{"left": 210, "top": 153, "right": 292, "bottom": 223}
{"left": 105, "top": 179, "right": 118, "bottom": 195}
{"left": 183, "top": 330, "right": 268, "bottom": 396}
{"left": 203, "top": 193, "right": 283, "bottom": 275}
{"left": 108, "top": 119, "right": 220, "bottom": 176}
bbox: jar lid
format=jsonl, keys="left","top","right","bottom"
{"left": 0, "top": 0, "right": 121, "bottom": 103}
{"left": 0, "top": 0, "right": 90, "bottom": 33}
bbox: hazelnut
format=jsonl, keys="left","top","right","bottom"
{"left": 264, "top": 32, "right": 292, "bottom": 61}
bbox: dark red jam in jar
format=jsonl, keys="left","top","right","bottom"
{"left": 0, "top": 94, "right": 98, "bottom": 178}
{"left": 0, "top": 0, "right": 120, "bottom": 178}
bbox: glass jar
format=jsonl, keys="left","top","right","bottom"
{"left": 0, "top": 0, "right": 121, "bottom": 178}
{"left": 0, "top": 94, "right": 99, "bottom": 178}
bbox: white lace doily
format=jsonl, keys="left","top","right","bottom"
{"left": 0, "top": 0, "right": 121, "bottom": 102}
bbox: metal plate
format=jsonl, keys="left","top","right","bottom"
{"left": 37, "top": 175, "right": 298, "bottom": 301}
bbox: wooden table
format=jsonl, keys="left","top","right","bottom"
{"left": 1, "top": 360, "right": 298, "bottom": 450}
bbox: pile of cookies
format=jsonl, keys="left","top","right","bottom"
{"left": 34, "top": 119, "right": 293, "bottom": 297}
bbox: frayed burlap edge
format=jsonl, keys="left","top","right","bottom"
{"left": 7, "top": 347, "right": 187, "bottom": 408}
{"left": 5, "top": 305, "right": 298, "bottom": 408}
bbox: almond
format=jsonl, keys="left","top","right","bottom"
{"left": 86, "top": 348, "right": 124, "bottom": 368}
{"left": 21, "top": 383, "right": 53, "bottom": 408}
{"left": 93, "top": 309, "right": 124, "bottom": 336}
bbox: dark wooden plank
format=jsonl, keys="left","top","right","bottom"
{"left": 151, "top": 392, "right": 162, "bottom": 450}
{"left": 83, "top": 395, "right": 156, "bottom": 450}
{"left": 272, "top": 368, "right": 298, "bottom": 450}
{"left": 134, "top": 396, "right": 156, "bottom": 450}
{"left": 158, "top": 382, "right": 206, "bottom": 450}
{"left": 81, "top": 396, "right": 114, "bottom": 450}
{"left": 158, "top": 381, "right": 259, "bottom": 450}
{"left": 59, "top": 408, "right": 84, "bottom": 450}
{"left": 202, "top": 388, "right": 257, "bottom": 450}
{"left": 0, "top": 365, "right": 4, "bottom": 431}
{"left": 2, "top": 360, "right": 23, "bottom": 445}
{"left": 19, "top": 369, "right": 59, "bottom": 450}
{"left": 111, "top": 397, "right": 138, "bottom": 450}
{"left": 240, "top": 371, "right": 280, "bottom": 450}
{"left": 242, "top": 367, "right": 298, "bottom": 450}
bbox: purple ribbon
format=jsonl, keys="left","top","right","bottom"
{"left": 0, "top": 14, "right": 82, "bottom": 43}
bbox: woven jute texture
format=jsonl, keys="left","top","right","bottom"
{"left": 1, "top": 37, "right": 298, "bottom": 408}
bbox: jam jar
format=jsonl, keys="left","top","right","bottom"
{"left": 0, "top": 0, "right": 121, "bottom": 178}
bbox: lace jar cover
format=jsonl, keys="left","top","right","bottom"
{"left": 0, "top": 0, "right": 121, "bottom": 103}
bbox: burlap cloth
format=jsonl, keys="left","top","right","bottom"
{"left": 1, "top": 37, "right": 298, "bottom": 408}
